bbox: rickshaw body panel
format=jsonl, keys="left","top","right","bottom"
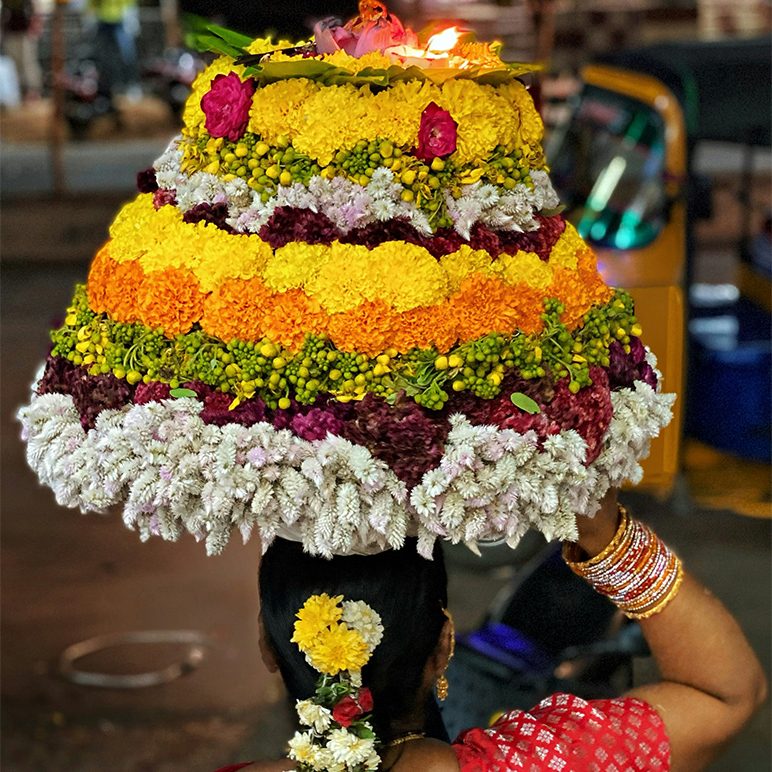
{"left": 576, "top": 65, "right": 688, "bottom": 493}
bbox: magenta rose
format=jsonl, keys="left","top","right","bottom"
{"left": 201, "top": 71, "right": 256, "bottom": 142}
{"left": 415, "top": 102, "right": 457, "bottom": 161}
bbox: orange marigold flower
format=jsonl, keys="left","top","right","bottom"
{"left": 261, "top": 289, "right": 327, "bottom": 351}
{"left": 104, "top": 260, "right": 144, "bottom": 324}
{"left": 327, "top": 299, "right": 395, "bottom": 356}
{"left": 86, "top": 244, "right": 114, "bottom": 314}
{"left": 451, "top": 274, "right": 544, "bottom": 341}
{"left": 201, "top": 277, "right": 272, "bottom": 342}
{"left": 136, "top": 267, "right": 206, "bottom": 336}
{"left": 551, "top": 248, "right": 613, "bottom": 329}
{"left": 390, "top": 305, "right": 459, "bottom": 354}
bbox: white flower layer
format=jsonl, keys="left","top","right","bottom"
{"left": 17, "top": 380, "right": 674, "bottom": 559}
{"left": 153, "top": 138, "right": 560, "bottom": 239}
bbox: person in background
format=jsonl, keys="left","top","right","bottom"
{"left": 87, "top": 0, "right": 140, "bottom": 105}
{"left": 1, "top": 0, "right": 43, "bottom": 101}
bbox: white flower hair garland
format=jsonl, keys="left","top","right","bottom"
{"left": 287, "top": 594, "right": 384, "bottom": 772}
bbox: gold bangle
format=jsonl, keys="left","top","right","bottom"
{"left": 625, "top": 560, "right": 685, "bottom": 619}
{"left": 563, "top": 504, "right": 630, "bottom": 568}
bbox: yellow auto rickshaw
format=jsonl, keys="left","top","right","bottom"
{"left": 546, "top": 36, "right": 772, "bottom": 487}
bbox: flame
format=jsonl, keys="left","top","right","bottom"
{"left": 426, "top": 26, "right": 461, "bottom": 53}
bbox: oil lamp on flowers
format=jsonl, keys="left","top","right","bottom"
{"left": 314, "top": 0, "right": 489, "bottom": 70}
{"left": 385, "top": 26, "right": 469, "bottom": 69}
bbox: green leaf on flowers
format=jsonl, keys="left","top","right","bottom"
{"left": 510, "top": 392, "right": 540, "bottom": 414}
{"left": 249, "top": 59, "right": 343, "bottom": 82}
{"left": 185, "top": 32, "right": 243, "bottom": 58}
{"left": 170, "top": 388, "right": 198, "bottom": 399}
{"left": 202, "top": 22, "right": 253, "bottom": 50}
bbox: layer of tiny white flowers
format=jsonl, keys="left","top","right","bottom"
{"left": 17, "top": 369, "right": 674, "bottom": 559}
{"left": 153, "top": 138, "right": 560, "bottom": 239}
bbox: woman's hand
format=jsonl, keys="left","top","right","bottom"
{"left": 573, "top": 488, "right": 621, "bottom": 558}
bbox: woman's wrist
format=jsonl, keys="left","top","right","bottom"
{"left": 564, "top": 505, "right": 684, "bottom": 619}
{"left": 574, "top": 491, "right": 622, "bottom": 558}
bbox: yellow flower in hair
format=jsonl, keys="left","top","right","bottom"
{"left": 292, "top": 593, "right": 344, "bottom": 651}
{"left": 305, "top": 623, "right": 370, "bottom": 676}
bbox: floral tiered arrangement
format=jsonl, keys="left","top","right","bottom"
{"left": 18, "top": 3, "right": 674, "bottom": 558}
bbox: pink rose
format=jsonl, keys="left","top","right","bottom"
{"left": 415, "top": 102, "right": 457, "bottom": 161}
{"left": 201, "top": 72, "right": 255, "bottom": 142}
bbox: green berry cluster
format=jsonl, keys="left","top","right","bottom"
{"left": 335, "top": 138, "right": 404, "bottom": 186}
{"left": 183, "top": 132, "right": 538, "bottom": 229}
{"left": 483, "top": 145, "right": 532, "bottom": 190}
{"left": 51, "top": 286, "right": 642, "bottom": 411}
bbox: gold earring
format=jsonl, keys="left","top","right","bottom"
{"left": 436, "top": 673, "right": 449, "bottom": 701}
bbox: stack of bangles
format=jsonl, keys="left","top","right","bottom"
{"left": 563, "top": 505, "right": 684, "bottom": 619}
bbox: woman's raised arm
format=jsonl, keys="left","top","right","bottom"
{"left": 572, "top": 491, "right": 768, "bottom": 772}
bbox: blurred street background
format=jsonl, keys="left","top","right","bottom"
{"left": 1, "top": 0, "right": 770, "bottom": 770}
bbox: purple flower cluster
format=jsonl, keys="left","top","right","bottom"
{"left": 258, "top": 207, "right": 340, "bottom": 249}
{"left": 182, "top": 202, "right": 234, "bottom": 232}
{"left": 136, "top": 167, "right": 159, "bottom": 194}
{"left": 153, "top": 188, "right": 177, "bottom": 209}
{"left": 337, "top": 394, "right": 450, "bottom": 487}
{"left": 251, "top": 207, "right": 567, "bottom": 261}
{"left": 456, "top": 368, "right": 613, "bottom": 464}
{"left": 36, "top": 342, "right": 643, "bottom": 477}
{"left": 607, "top": 337, "right": 658, "bottom": 390}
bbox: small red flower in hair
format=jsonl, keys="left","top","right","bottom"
{"left": 415, "top": 102, "right": 457, "bottom": 161}
{"left": 201, "top": 72, "right": 256, "bottom": 142}
{"left": 332, "top": 688, "right": 374, "bottom": 727}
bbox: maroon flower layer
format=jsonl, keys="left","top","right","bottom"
{"left": 35, "top": 341, "right": 654, "bottom": 484}
{"left": 137, "top": 170, "right": 568, "bottom": 261}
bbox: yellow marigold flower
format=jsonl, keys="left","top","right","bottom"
{"left": 291, "top": 593, "right": 343, "bottom": 652}
{"left": 248, "top": 79, "right": 320, "bottom": 142}
{"left": 548, "top": 223, "right": 584, "bottom": 270}
{"left": 367, "top": 241, "right": 447, "bottom": 312}
{"left": 293, "top": 84, "right": 369, "bottom": 166}
{"left": 305, "top": 624, "right": 370, "bottom": 676}
{"left": 439, "top": 79, "right": 502, "bottom": 164}
{"left": 246, "top": 37, "right": 297, "bottom": 55}
{"left": 370, "top": 80, "right": 439, "bottom": 148}
{"left": 192, "top": 225, "right": 273, "bottom": 292}
{"left": 440, "top": 246, "right": 494, "bottom": 292}
{"left": 498, "top": 81, "right": 544, "bottom": 158}
{"left": 108, "top": 194, "right": 159, "bottom": 262}
{"left": 493, "top": 250, "right": 553, "bottom": 289}
{"left": 262, "top": 243, "right": 329, "bottom": 292}
{"left": 305, "top": 241, "right": 446, "bottom": 313}
{"left": 321, "top": 49, "right": 393, "bottom": 71}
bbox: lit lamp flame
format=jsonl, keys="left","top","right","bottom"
{"left": 426, "top": 26, "right": 461, "bottom": 54}
{"left": 385, "top": 24, "right": 469, "bottom": 69}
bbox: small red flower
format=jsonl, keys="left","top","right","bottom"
{"left": 415, "top": 102, "right": 457, "bottom": 161}
{"left": 201, "top": 72, "right": 256, "bottom": 142}
{"left": 357, "top": 687, "right": 374, "bottom": 712}
{"left": 332, "top": 688, "right": 374, "bottom": 727}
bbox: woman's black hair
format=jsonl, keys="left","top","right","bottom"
{"left": 259, "top": 537, "right": 449, "bottom": 742}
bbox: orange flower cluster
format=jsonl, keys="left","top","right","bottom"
{"left": 549, "top": 249, "right": 614, "bottom": 329}
{"left": 136, "top": 267, "right": 206, "bottom": 336}
{"left": 87, "top": 245, "right": 144, "bottom": 323}
{"left": 86, "top": 245, "right": 611, "bottom": 353}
